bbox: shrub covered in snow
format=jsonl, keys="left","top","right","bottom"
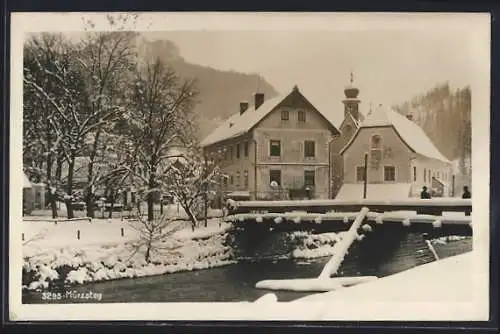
{"left": 22, "top": 225, "right": 235, "bottom": 291}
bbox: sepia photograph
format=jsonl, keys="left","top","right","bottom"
{"left": 8, "top": 12, "right": 491, "bottom": 321}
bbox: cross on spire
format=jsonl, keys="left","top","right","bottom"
{"left": 350, "top": 69, "right": 354, "bottom": 84}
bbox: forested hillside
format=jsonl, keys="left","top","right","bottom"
{"left": 138, "top": 38, "right": 279, "bottom": 138}
{"left": 393, "top": 83, "right": 472, "bottom": 190}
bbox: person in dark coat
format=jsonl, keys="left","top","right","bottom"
{"left": 420, "top": 186, "right": 431, "bottom": 199}
{"left": 462, "top": 186, "right": 471, "bottom": 199}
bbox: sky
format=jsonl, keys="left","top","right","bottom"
{"left": 143, "top": 29, "right": 477, "bottom": 110}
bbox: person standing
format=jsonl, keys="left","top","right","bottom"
{"left": 420, "top": 186, "right": 431, "bottom": 199}
{"left": 462, "top": 186, "right": 471, "bottom": 199}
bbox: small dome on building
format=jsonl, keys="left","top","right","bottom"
{"left": 344, "top": 70, "right": 359, "bottom": 99}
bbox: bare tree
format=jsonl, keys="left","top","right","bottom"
{"left": 123, "top": 57, "right": 198, "bottom": 221}
{"left": 127, "top": 214, "right": 185, "bottom": 263}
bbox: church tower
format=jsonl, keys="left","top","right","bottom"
{"left": 342, "top": 71, "right": 361, "bottom": 121}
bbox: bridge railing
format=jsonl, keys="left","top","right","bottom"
{"left": 227, "top": 198, "right": 472, "bottom": 216}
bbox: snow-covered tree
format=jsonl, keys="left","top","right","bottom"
{"left": 23, "top": 33, "right": 74, "bottom": 217}
{"left": 162, "top": 147, "right": 224, "bottom": 231}
{"left": 122, "top": 57, "right": 198, "bottom": 221}
{"left": 23, "top": 33, "right": 89, "bottom": 219}
{"left": 75, "top": 29, "right": 138, "bottom": 218}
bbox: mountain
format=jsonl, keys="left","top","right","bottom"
{"left": 137, "top": 37, "right": 279, "bottom": 139}
{"left": 393, "top": 83, "right": 472, "bottom": 189}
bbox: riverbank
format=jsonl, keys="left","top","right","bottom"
{"left": 22, "top": 217, "right": 347, "bottom": 291}
{"left": 22, "top": 217, "right": 236, "bottom": 291}
{"left": 22, "top": 216, "right": 470, "bottom": 292}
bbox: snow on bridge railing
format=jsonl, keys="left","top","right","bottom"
{"left": 227, "top": 198, "right": 472, "bottom": 216}
{"left": 224, "top": 210, "right": 472, "bottom": 236}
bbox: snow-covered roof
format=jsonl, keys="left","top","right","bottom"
{"left": 201, "top": 87, "right": 342, "bottom": 147}
{"left": 201, "top": 96, "right": 283, "bottom": 147}
{"left": 336, "top": 183, "right": 412, "bottom": 200}
{"left": 341, "top": 106, "right": 450, "bottom": 163}
{"left": 23, "top": 173, "right": 32, "bottom": 188}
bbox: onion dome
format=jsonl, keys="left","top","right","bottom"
{"left": 344, "top": 70, "right": 359, "bottom": 99}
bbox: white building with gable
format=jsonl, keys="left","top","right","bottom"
{"left": 338, "top": 105, "right": 453, "bottom": 200}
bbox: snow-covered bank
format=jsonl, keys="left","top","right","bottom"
{"left": 289, "top": 232, "right": 346, "bottom": 259}
{"left": 22, "top": 218, "right": 234, "bottom": 291}
{"left": 22, "top": 216, "right": 471, "bottom": 293}
{"left": 22, "top": 218, "right": 345, "bottom": 291}
{"left": 293, "top": 251, "right": 473, "bottom": 303}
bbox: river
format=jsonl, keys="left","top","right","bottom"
{"left": 22, "top": 238, "right": 472, "bottom": 304}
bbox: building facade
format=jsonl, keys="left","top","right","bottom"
{"left": 338, "top": 105, "right": 453, "bottom": 199}
{"left": 202, "top": 74, "right": 452, "bottom": 202}
{"left": 202, "top": 86, "right": 341, "bottom": 200}
{"left": 329, "top": 73, "right": 365, "bottom": 197}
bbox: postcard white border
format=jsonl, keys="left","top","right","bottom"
{"left": 9, "top": 12, "right": 491, "bottom": 321}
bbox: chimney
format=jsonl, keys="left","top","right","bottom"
{"left": 406, "top": 114, "right": 413, "bottom": 121}
{"left": 239, "top": 101, "right": 249, "bottom": 115}
{"left": 254, "top": 93, "right": 265, "bottom": 110}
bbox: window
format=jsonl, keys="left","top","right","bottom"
{"left": 270, "top": 140, "right": 281, "bottom": 157}
{"left": 223, "top": 176, "right": 228, "bottom": 187}
{"left": 424, "top": 168, "right": 427, "bottom": 182}
{"left": 384, "top": 166, "right": 396, "bottom": 182}
{"left": 371, "top": 135, "right": 382, "bottom": 149}
{"left": 356, "top": 166, "right": 366, "bottom": 182}
{"left": 304, "top": 141, "right": 315, "bottom": 158}
{"left": 236, "top": 144, "right": 240, "bottom": 159}
{"left": 244, "top": 171, "right": 249, "bottom": 187}
{"left": 236, "top": 171, "right": 241, "bottom": 187}
{"left": 230, "top": 174, "right": 234, "bottom": 185}
{"left": 413, "top": 166, "right": 417, "bottom": 182}
{"left": 244, "top": 141, "right": 249, "bottom": 157}
{"left": 304, "top": 170, "right": 315, "bottom": 187}
{"left": 428, "top": 169, "right": 431, "bottom": 181}
{"left": 224, "top": 148, "right": 229, "bottom": 160}
{"left": 298, "top": 110, "right": 306, "bottom": 122}
{"left": 228, "top": 147, "right": 233, "bottom": 160}
{"left": 270, "top": 170, "right": 281, "bottom": 187}
{"left": 281, "top": 110, "right": 289, "bottom": 120}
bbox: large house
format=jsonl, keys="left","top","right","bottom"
{"left": 337, "top": 105, "right": 453, "bottom": 200}
{"left": 202, "top": 74, "right": 453, "bottom": 202}
{"left": 201, "top": 85, "right": 342, "bottom": 200}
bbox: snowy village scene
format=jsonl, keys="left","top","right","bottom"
{"left": 10, "top": 12, "right": 490, "bottom": 321}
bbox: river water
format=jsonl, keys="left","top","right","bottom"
{"left": 22, "top": 238, "right": 472, "bottom": 304}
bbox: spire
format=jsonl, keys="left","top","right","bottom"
{"left": 344, "top": 70, "right": 359, "bottom": 99}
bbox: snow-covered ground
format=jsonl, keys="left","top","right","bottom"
{"left": 22, "top": 217, "right": 233, "bottom": 290}
{"left": 22, "top": 211, "right": 471, "bottom": 295}
{"left": 22, "top": 213, "right": 349, "bottom": 291}
{"left": 292, "top": 252, "right": 473, "bottom": 304}
{"left": 23, "top": 217, "right": 230, "bottom": 248}
{"left": 29, "top": 203, "right": 223, "bottom": 220}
